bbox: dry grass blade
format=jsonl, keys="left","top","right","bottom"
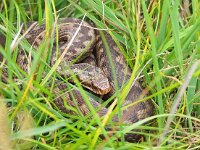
{"left": 0, "top": 98, "right": 13, "bottom": 150}
{"left": 158, "top": 60, "right": 200, "bottom": 146}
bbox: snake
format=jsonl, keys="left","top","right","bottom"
{"left": 0, "top": 18, "right": 153, "bottom": 142}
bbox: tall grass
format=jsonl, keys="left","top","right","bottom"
{"left": 0, "top": 0, "right": 199, "bottom": 149}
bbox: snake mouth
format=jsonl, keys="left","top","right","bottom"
{"left": 92, "top": 78, "right": 112, "bottom": 95}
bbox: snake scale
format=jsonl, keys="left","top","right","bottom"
{"left": 0, "top": 18, "right": 153, "bottom": 142}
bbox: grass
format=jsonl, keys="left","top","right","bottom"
{"left": 0, "top": 0, "right": 200, "bottom": 149}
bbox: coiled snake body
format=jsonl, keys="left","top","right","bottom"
{"left": 1, "top": 18, "right": 153, "bottom": 142}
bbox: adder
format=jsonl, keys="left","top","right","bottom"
{"left": 0, "top": 18, "right": 153, "bottom": 142}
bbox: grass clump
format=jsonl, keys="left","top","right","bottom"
{"left": 0, "top": 0, "right": 199, "bottom": 149}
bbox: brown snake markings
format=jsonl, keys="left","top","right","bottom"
{"left": 0, "top": 18, "right": 153, "bottom": 142}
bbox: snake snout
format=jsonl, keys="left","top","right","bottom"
{"left": 92, "top": 77, "right": 111, "bottom": 95}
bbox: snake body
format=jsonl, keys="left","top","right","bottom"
{"left": 0, "top": 18, "right": 153, "bottom": 142}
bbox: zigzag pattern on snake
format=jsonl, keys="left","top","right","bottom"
{"left": 0, "top": 18, "right": 153, "bottom": 142}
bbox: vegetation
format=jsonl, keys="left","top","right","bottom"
{"left": 0, "top": 0, "right": 199, "bottom": 149}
